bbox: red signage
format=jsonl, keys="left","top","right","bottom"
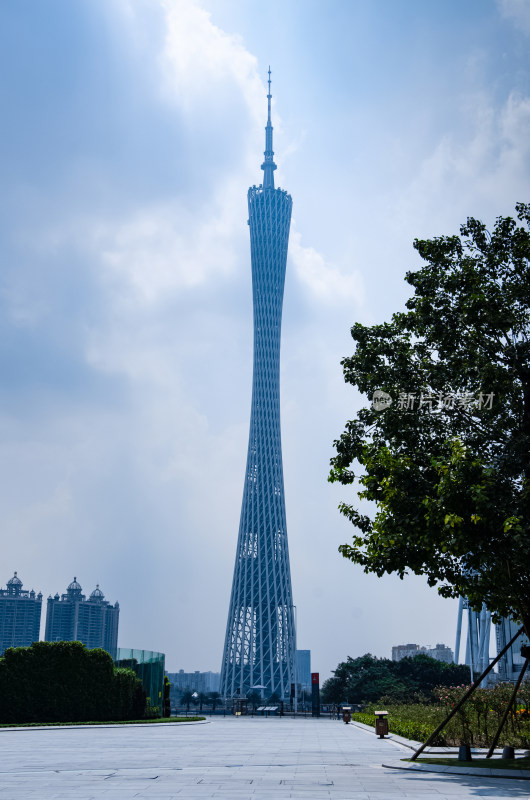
{"left": 311, "top": 672, "right": 319, "bottom": 685}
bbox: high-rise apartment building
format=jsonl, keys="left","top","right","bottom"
{"left": 220, "top": 72, "right": 296, "bottom": 700}
{"left": 296, "top": 650, "right": 311, "bottom": 692}
{"left": 166, "top": 670, "right": 220, "bottom": 694}
{"left": 392, "top": 642, "right": 454, "bottom": 663}
{"left": 45, "top": 578, "right": 119, "bottom": 658}
{"left": 0, "top": 572, "right": 42, "bottom": 655}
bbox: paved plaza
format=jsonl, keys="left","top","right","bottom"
{"left": 1, "top": 716, "right": 529, "bottom": 799}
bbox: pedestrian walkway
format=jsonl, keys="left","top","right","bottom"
{"left": 0, "top": 716, "right": 529, "bottom": 798}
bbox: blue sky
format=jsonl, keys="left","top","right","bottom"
{"left": 1, "top": 0, "right": 529, "bottom": 679}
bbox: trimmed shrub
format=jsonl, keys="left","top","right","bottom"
{"left": 351, "top": 710, "right": 445, "bottom": 745}
{"left": 0, "top": 641, "right": 145, "bottom": 723}
{"left": 352, "top": 689, "right": 530, "bottom": 748}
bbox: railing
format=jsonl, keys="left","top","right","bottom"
{"left": 171, "top": 706, "right": 346, "bottom": 719}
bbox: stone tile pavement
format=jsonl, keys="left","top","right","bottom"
{"left": 0, "top": 716, "right": 529, "bottom": 799}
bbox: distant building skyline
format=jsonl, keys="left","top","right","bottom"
{"left": 45, "top": 577, "right": 119, "bottom": 659}
{"left": 166, "top": 670, "right": 220, "bottom": 694}
{"left": 0, "top": 572, "right": 42, "bottom": 655}
{"left": 392, "top": 643, "right": 454, "bottom": 664}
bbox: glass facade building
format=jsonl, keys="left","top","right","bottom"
{"left": 45, "top": 578, "right": 119, "bottom": 659}
{"left": 116, "top": 648, "right": 165, "bottom": 709}
{"left": 0, "top": 572, "right": 42, "bottom": 655}
{"left": 220, "top": 73, "right": 296, "bottom": 700}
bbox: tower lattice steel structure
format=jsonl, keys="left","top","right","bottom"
{"left": 220, "top": 71, "right": 296, "bottom": 700}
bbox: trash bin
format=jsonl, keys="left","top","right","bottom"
{"left": 374, "top": 710, "right": 388, "bottom": 738}
{"left": 342, "top": 705, "right": 352, "bottom": 724}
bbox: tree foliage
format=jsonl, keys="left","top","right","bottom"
{"left": 209, "top": 691, "right": 222, "bottom": 711}
{"left": 321, "top": 653, "right": 470, "bottom": 705}
{"left": 0, "top": 640, "right": 145, "bottom": 723}
{"left": 180, "top": 689, "right": 196, "bottom": 712}
{"left": 163, "top": 675, "right": 171, "bottom": 718}
{"left": 330, "top": 203, "right": 530, "bottom": 632}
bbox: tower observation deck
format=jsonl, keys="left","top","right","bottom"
{"left": 220, "top": 71, "right": 296, "bottom": 700}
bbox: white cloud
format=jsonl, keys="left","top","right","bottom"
{"left": 160, "top": 0, "right": 262, "bottom": 126}
{"left": 497, "top": 0, "right": 530, "bottom": 33}
{"left": 289, "top": 229, "right": 364, "bottom": 307}
{"left": 96, "top": 181, "right": 245, "bottom": 305}
{"left": 394, "top": 91, "right": 530, "bottom": 237}
{"left": 500, "top": 91, "right": 530, "bottom": 162}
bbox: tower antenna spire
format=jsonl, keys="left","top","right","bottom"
{"left": 261, "top": 66, "right": 277, "bottom": 189}
{"left": 267, "top": 66, "right": 272, "bottom": 121}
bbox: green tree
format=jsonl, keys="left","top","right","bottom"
{"left": 181, "top": 690, "right": 195, "bottom": 712}
{"left": 321, "top": 654, "right": 405, "bottom": 705}
{"left": 209, "top": 691, "right": 222, "bottom": 712}
{"left": 162, "top": 675, "right": 171, "bottom": 718}
{"left": 330, "top": 203, "right": 530, "bottom": 635}
{"left": 394, "top": 654, "right": 469, "bottom": 696}
{"left": 197, "top": 692, "right": 209, "bottom": 711}
{"left": 321, "top": 653, "right": 470, "bottom": 705}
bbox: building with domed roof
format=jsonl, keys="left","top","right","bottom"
{"left": 45, "top": 578, "right": 119, "bottom": 658}
{"left": 0, "top": 572, "right": 42, "bottom": 655}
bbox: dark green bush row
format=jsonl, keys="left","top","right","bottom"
{"left": 351, "top": 711, "right": 445, "bottom": 745}
{"left": 353, "top": 688, "right": 530, "bottom": 748}
{"left": 0, "top": 641, "right": 145, "bottom": 723}
{"left": 0, "top": 716, "right": 204, "bottom": 728}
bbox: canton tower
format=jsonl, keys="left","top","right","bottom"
{"left": 220, "top": 71, "right": 296, "bottom": 700}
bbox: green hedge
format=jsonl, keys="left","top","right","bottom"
{"left": 352, "top": 695, "right": 530, "bottom": 748}
{"left": 0, "top": 716, "right": 205, "bottom": 728}
{"left": 0, "top": 641, "right": 145, "bottom": 723}
{"left": 351, "top": 711, "right": 444, "bottom": 745}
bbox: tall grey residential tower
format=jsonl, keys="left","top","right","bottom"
{"left": 0, "top": 572, "right": 42, "bottom": 655}
{"left": 45, "top": 578, "right": 119, "bottom": 658}
{"left": 220, "top": 72, "right": 296, "bottom": 700}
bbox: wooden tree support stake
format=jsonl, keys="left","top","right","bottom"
{"left": 410, "top": 625, "right": 524, "bottom": 761}
{"left": 485, "top": 657, "right": 529, "bottom": 758}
